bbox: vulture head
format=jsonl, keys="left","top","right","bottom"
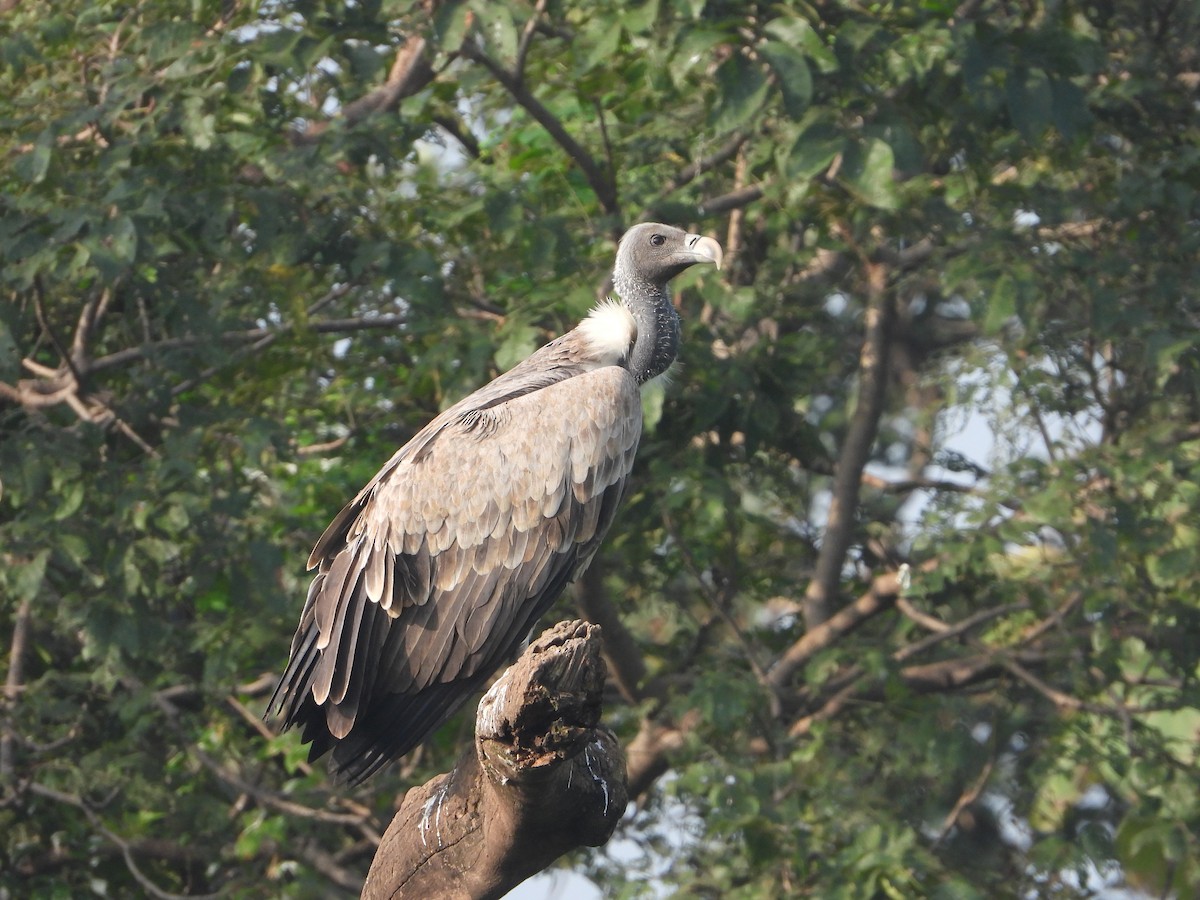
{"left": 611, "top": 223, "right": 722, "bottom": 384}
{"left": 614, "top": 223, "right": 723, "bottom": 287}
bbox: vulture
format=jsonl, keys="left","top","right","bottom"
{"left": 268, "top": 223, "right": 722, "bottom": 783}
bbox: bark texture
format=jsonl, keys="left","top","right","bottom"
{"left": 362, "top": 620, "right": 626, "bottom": 900}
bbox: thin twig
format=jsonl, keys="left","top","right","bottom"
{"left": 788, "top": 594, "right": 1030, "bottom": 737}
{"left": 768, "top": 562, "right": 933, "bottom": 692}
{"left": 788, "top": 676, "right": 864, "bottom": 736}
{"left": 894, "top": 601, "right": 1028, "bottom": 660}
{"left": 167, "top": 288, "right": 373, "bottom": 397}
{"left": 225, "top": 696, "right": 296, "bottom": 750}
{"left": 32, "top": 278, "right": 83, "bottom": 390}
{"left": 304, "top": 839, "right": 364, "bottom": 893}
{"left": 1010, "top": 355, "right": 1058, "bottom": 461}
{"left": 31, "top": 279, "right": 159, "bottom": 455}
{"left": 71, "top": 286, "right": 115, "bottom": 368}
{"left": 861, "top": 472, "right": 981, "bottom": 495}
{"left": 433, "top": 113, "right": 482, "bottom": 159}
{"left": 295, "top": 436, "right": 350, "bottom": 457}
{"left": 594, "top": 98, "right": 616, "bottom": 190}
{"left": 643, "top": 132, "right": 748, "bottom": 217}
{"left": 515, "top": 0, "right": 550, "bottom": 85}
{"left": 664, "top": 510, "right": 773, "bottom": 693}
{"left": 27, "top": 783, "right": 222, "bottom": 900}
{"left": 725, "top": 145, "right": 748, "bottom": 276}
{"left": 932, "top": 755, "right": 996, "bottom": 845}
{"left": 89, "top": 311, "right": 406, "bottom": 375}
{"left": 1, "top": 597, "right": 33, "bottom": 783}
{"left": 894, "top": 596, "right": 952, "bottom": 633}
{"left": 144, "top": 689, "right": 377, "bottom": 835}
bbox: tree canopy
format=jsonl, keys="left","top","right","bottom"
{"left": 2, "top": 0, "right": 1198, "bottom": 897}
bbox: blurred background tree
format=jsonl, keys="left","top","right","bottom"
{"left": 1, "top": 0, "right": 1197, "bottom": 896}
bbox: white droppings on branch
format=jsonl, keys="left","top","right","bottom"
{"left": 583, "top": 741, "right": 610, "bottom": 817}
{"left": 417, "top": 781, "right": 450, "bottom": 850}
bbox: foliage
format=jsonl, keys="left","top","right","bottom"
{"left": 2, "top": 0, "right": 1197, "bottom": 896}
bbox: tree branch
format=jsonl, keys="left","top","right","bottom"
{"left": 624, "top": 717, "right": 687, "bottom": 801}
{"left": 87, "top": 312, "right": 409, "bottom": 375}
{"left": 574, "top": 565, "right": 647, "bottom": 705}
{"left": 769, "top": 563, "right": 932, "bottom": 693}
{"left": 433, "top": 113, "right": 483, "bottom": 159}
{"left": 514, "top": 0, "right": 550, "bottom": 86}
{"left": 893, "top": 600, "right": 1029, "bottom": 661}
{"left": 789, "top": 651, "right": 1048, "bottom": 738}
{"left": 295, "top": 34, "right": 434, "bottom": 144}
{"left": 460, "top": 42, "right": 620, "bottom": 219}
{"left": 70, "top": 286, "right": 115, "bottom": 369}
{"left": 363, "top": 620, "right": 626, "bottom": 900}
{"left": 1, "top": 596, "right": 33, "bottom": 784}
{"left": 27, "top": 782, "right": 221, "bottom": 900}
{"left": 861, "top": 471, "right": 981, "bottom": 496}
{"left": 931, "top": 754, "right": 995, "bottom": 845}
{"left": 801, "top": 252, "right": 895, "bottom": 628}
{"left": 140, "top": 681, "right": 377, "bottom": 835}
{"left": 644, "top": 132, "right": 749, "bottom": 217}
{"left": 697, "top": 184, "right": 764, "bottom": 217}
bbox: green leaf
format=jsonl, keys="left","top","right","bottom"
{"left": 107, "top": 215, "right": 139, "bottom": 267}
{"left": 763, "top": 16, "right": 836, "bottom": 72}
{"left": 580, "top": 18, "right": 623, "bottom": 74}
{"left": 12, "top": 549, "right": 50, "bottom": 601}
{"left": 182, "top": 95, "right": 216, "bottom": 150}
{"left": 345, "top": 42, "right": 386, "bottom": 82}
{"left": 54, "top": 481, "right": 84, "bottom": 521}
{"left": 710, "top": 54, "right": 769, "bottom": 134}
{"left": 1146, "top": 546, "right": 1193, "bottom": 588}
{"left": 759, "top": 41, "right": 812, "bottom": 119}
{"left": 433, "top": 0, "right": 471, "bottom": 51}
{"left": 1139, "top": 708, "right": 1200, "bottom": 765}
{"left": 1049, "top": 76, "right": 1091, "bottom": 138}
{"left": 841, "top": 137, "right": 898, "bottom": 209}
{"left": 782, "top": 114, "right": 843, "bottom": 179}
{"left": 473, "top": 1, "right": 517, "bottom": 63}
{"left": 621, "top": 0, "right": 660, "bottom": 34}
{"left": 494, "top": 323, "right": 537, "bottom": 371}
{"left": 13, "top": 140, "right": 51, "bottom": 184}
{"left": 1006, "top": 66, "right": 1053, "bottom": 140}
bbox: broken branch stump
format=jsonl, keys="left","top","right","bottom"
{"left": 362, "top": 620, "right": 627, "bottom": 900}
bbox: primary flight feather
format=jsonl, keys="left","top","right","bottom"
{"left": 268, "top": 223, "right": 722, "bottom": 783}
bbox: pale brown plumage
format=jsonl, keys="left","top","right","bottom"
{"left": 268, "top": 224, "right": 721, "bottom": 783}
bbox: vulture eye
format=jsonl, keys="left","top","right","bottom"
{"left": 650, "top": 233, "right": 665, "bottom": 247}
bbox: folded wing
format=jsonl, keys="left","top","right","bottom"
{"left": 268, "top": 362, "right": 642, "bottom": 783}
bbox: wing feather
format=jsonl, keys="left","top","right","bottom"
{"left": 362, "top": 542, "right": 386, "bottom": 604}
{"left": 314, "top": 550, "right": 354, "bottom": 651}
{"left": 312, "top": 549, "right": 363, "bottom": 704}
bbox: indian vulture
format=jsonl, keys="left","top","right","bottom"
{"left": 268, "top": 223, "right": 722, "bottom": 783}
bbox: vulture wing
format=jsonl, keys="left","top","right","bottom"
{"left": 268, "top": 348, "right": 642, "bottom": 783}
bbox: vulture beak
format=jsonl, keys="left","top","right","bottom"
{"left": 684, "top": 233, "right": 723, "bottom": 271}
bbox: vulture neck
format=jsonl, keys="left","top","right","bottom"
{"left": 614, "top": 273, "right": 680, "bottom": 385}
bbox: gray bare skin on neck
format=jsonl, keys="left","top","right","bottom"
{"left": 610, "top": 224, "right": 722, "bottom": 384}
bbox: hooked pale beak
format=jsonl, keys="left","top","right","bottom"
{"left": 684, "top": 233, "right": 723, "bottom": 271}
